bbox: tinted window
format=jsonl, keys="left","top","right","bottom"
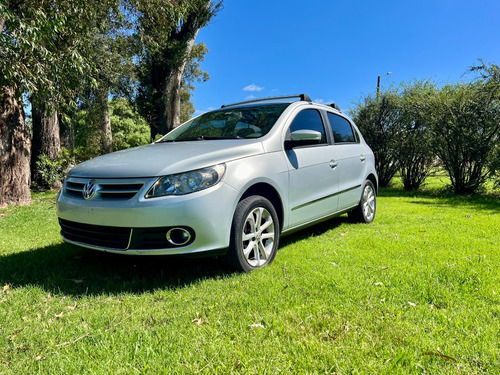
{"left": 289, "top": 109, "right": 327, "bottom": 143}
{"left": 327, "top": 113, "right": 356, "bottom": 143}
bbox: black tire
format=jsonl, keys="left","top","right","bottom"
{"left": 348, "top": 180, "right": 377, "bottom": 223}
{"left": 225, "top": 195, "right": 280, "bottom": 272}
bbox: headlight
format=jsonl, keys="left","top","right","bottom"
{"left": 145, "top": 164, "right": 226, "bottom": 198}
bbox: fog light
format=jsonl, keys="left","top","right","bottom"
{"left": 166, "top": 228, "right": 192, "bottom": 246}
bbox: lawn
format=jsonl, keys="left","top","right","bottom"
{"left": 0, "top": 184, "right": 499, "bottom": 374}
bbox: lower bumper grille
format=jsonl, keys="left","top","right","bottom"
{"left": 59, "top": 219, "right": 195, "bottom": 250}
{"left": 59, "top": 219, "right": 131, "bottom": 249}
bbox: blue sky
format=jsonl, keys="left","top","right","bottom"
{"left": 192, "top": 0, "right": 500, "bottom": 114}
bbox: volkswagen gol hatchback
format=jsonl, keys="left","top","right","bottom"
{"left": 57, "top": 94, "right": 378, "bottom": 272}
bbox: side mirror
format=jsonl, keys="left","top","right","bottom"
{"left": 285, "top": 129, "right": 322, "bottom": 149}
{"left": 290, "top": 129, "right": 322, "bottom": 142}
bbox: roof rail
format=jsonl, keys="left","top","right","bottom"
{"left": 221, "top": 94, "right": 312, "bottom": 108}
{"left": 328, "top": 103, "right": 341, "bottom": 111}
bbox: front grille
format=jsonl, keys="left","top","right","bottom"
{"left": 59, "top": 219, "right": 131, "bottom": 249}
{"left": 64, "top": 178, "right": 145, "bottom": 200}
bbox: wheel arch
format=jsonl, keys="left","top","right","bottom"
{"left": 366, "top": 173, "right": 378, "bottom": 194}
{"left": 239, "top": 183, "right": 284, "bottom": 232}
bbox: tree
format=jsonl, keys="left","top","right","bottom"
{"left": 180, "top": 42, "right": 210, "bottom": 123}
{"left": 109, "top": 98, "right": 150, "bottom": 151}
{"left": 86, "top": 27, "right": 139, "bottom": 154}
{"left": 72, "top": 98, "right": 150, "bottom": 161}
{"left": 490, "top": 143, "right": 500, "bottom": 189}
{"left": 30, "top": 100, "right": 61, "bottom": 188}
{"left": 429, "top": 74, "right": 500, "bottom": 194}
{"left": 134, "top": 0, "right": 222, "bottom": 138}
{"left": 351, "top": 91, "right": 401, "bottom": 187}
{"left": 397, "top": 81, "right": 437, "bottom": 190}
{"left": 1, "top": 0, "right": 119, "bottom": 205}
{"left": 0, "top": 86, "right": 31, "bottom": 207}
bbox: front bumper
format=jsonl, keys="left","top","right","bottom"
{"left": 56, "top": 177, "right": 240, "bottom": 255}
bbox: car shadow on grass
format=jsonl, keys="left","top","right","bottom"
{"left": 0, "top": 216, "right": 349, "bottom": 297}
{"left": 0, "top": 243, "right": 233, "bottom": 297}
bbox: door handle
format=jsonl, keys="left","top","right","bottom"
{"left": 360, "top": 154, "right": 366, "bottom": 162}
{"left": 329, "top": 159, "right": 338, "bottom": 169}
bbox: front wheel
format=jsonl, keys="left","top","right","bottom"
{"left": 225, "top": 195, "right": 280, "bottom": 272}
{"left": 348, "top": 180, "right": 376, "bottom": 223}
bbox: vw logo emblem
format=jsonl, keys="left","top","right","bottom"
{"left": 82, "top": 180, "right": 98, "bottom": 200}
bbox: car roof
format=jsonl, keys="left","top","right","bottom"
{"left": 220, "top": 93, "right": 344, "bottom": 114}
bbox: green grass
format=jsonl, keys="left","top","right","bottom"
{"left": 0, "top": 185, "right": 499, "bottom": 374}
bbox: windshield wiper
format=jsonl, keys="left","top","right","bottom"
{"left": 203, "top": 136, "right": 242, "bottom": 140}
{"left": 161, "top": 135, "right": 243, "bottom": 142}
{"left": 158, "top": 136, "right": 205, "bottom": 142}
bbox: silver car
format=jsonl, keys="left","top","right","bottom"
{"left": 57, "top": 94, "right": 378, "bottom": 272}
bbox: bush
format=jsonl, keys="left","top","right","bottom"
{"left": 397, "top": 81, "right": 436, "bottom": 191}
{"left": 429, "top": 80, "right": 500, "bottom": 194}
{"left": 32, "top": 148, "right": 73, "bottom": 190}
{"left": 490, "top": 143, "right": 500, "bottom": 189}
{"left": 72, "top": 98, "right": 150, "bottom": 162}
{"left": 110, "top": 98, "right": 150, "bottom": 151}
{"left": 351, "top": 91, "right": 401, "bottom": 187}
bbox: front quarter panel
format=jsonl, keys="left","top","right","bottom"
{"left": 223, "top": 150, "right": 291, "bottom": 228}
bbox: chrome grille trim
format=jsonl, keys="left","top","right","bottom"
{"left": 64, "top": 177, "right": 148, "bottom": 200}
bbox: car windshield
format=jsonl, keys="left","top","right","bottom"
{"left": 159, "top": 103, "right": 289, "bottom": 141}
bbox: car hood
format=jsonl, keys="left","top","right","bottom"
{"left": 68, "top": 139, "right": 265, "bottom": 178}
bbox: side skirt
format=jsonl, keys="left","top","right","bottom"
{"left": 281, "top": 204, "right": 358, "bottom": 237}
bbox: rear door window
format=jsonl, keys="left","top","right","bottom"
{"left": 327, "top": 113, "right": 357, "bottom": 143}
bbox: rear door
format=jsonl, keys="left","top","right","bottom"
{"left": 326, "top": 112, "right": 367, "bottom": 211}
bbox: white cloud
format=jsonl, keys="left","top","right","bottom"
{"left": 244, "top": 95, "right": 256, "bottom": 100}
{"left": 314, "top": 98, "right": 338, "bottom": 106}
{"left": 243, "top": 84, "right": 264, "bottom": 92}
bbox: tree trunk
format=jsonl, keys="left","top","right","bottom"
{"left": 0, "top": 86, "right": 32, "bottom": 208}
{"left": 0, "top": 17, "right": 5, "bottom": 35}
{"left": 164, "top": 69, "right": 183, "bottom": 133}
{"left": 31, "top": 100, "right": 61, "bottom": 187}
{"left": 97, "top": 90, "right": 113, "bottom": 153}
{"left": 164, "top": 32, "right": 198, "bottom": 133}
{"left": 60, "top": 119, "right": 75, "bottom": 151}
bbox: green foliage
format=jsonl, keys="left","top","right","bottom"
{"left": 490, "top": 144, "right": 500, "bottom": 188}
{"left": 428, "top": 71, "right": 500, "bottom": 194}
{"left": 32, "top": 148, "right": 73, "bottom": 190}
{"left": 351, "top": 91, "right": 401, "bottom": 187}
{"left": 351, "top": 63, "right": 500, "bottom": 194}
{"left": 0, "top": 0, "right": 119, "bottom": 102}
{"left": 397, "top": 81, "right": 437, "bottom": 191}
{"left": 72, "top": 107, "right": 103, "bottom": 162}
{"left": 110, "top": 98, "right": 150, "bottom": 150}
{"left": 134, "top": 0, "right": 222, "bottom": 135}
{"left": 72, "top": 98, "right": 150, "bottom": 161}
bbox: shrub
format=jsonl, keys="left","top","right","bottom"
{"left": 397, "top": 81, "right": 436, "bottom": 191}
{"left": 429, "top": 80, "right": 500, "bottom": 194}
{"left": 110, "top": 98, "right": 150, "bottom": 151}
{"left": 32, "top": 148, "right": 73, "bottom": 190}
{"left": 351, "top": 91, "right": 401, "bottom": 187}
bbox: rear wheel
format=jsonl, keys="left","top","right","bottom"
{"left": 225, "top": 195, "right": 279, "bottom": 272}
{"left": 348, "top": 180, "right": 376, "bottom": 223}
